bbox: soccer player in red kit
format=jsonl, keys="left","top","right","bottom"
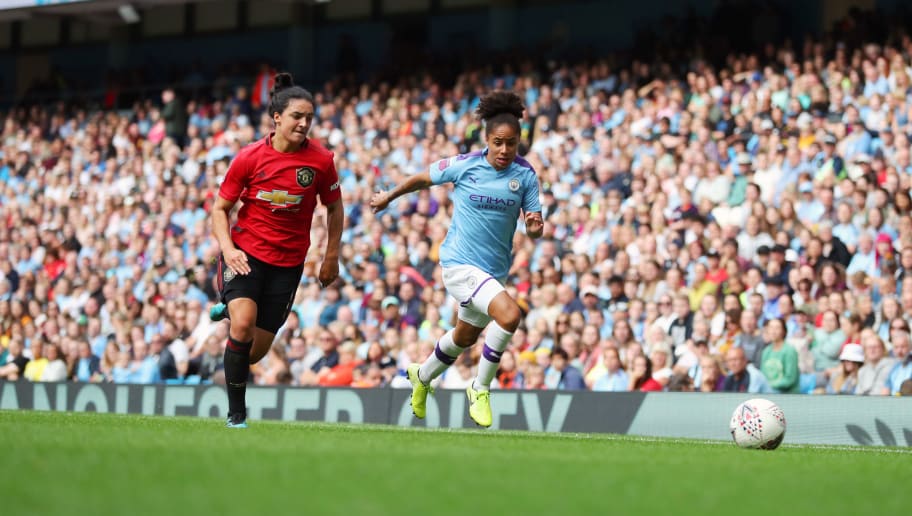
{"left": 211, "top": 72, "right": 344, "bottom": 428}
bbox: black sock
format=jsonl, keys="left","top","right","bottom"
{"left": 224, "top": 336, "right": 253, "bottom": 420}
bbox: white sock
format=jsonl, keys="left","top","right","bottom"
{"left": 473, "top": 322, "right": 513, "bottom": 392}
{"left": 418, "top": 330, "right": 463, "bottom": 384}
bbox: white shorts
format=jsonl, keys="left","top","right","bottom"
{"left": 442, "top": 264, "right": 506, "bottom": 328}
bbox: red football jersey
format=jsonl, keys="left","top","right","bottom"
{"left": 218, "top": 134, "right": 341, "bottom": 267}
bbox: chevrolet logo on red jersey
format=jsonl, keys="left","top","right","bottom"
{"left": 257, "top": 190, "right": 303, "bottom": 207}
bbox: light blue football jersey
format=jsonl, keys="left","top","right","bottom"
{"left": 429, "top": 149, "right": 542, "bottom": 279}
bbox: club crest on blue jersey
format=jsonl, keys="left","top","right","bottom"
{"left": 508, "top": 178, "right": 520, "bottom": 192}
{"left": 296, "top": 167, "right": 315, "bottom": 187}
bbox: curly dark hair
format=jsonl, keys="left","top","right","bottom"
{"left": 475, "top": 90, "right": 524, "bottom": 135}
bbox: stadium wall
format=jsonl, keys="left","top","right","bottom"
{"left": 2, "top": 382, "right": 910, "bottom": 448}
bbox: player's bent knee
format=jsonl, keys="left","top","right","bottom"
{"left": 492, "top": 304, "right": 521, "bottom": 332}
{"left": 453, "top": 322, "right": 483, "bottom": 347}
{"left": 229, "top": 322, "right": 256, "bottom": 343}
{"left": 453, "top": 332, "right": 476, "bottom": 348}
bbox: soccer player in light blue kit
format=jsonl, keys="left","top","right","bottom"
{"left": 370, "top": 91, "right": 543, "bottom": 427}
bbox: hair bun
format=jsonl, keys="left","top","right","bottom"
{"left": 272, "top": 72, "right": 295, "bottom": 94}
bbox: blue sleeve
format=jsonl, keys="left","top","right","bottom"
{"left": 429, "top": 156, "right": 465, "bottom": 185}
{"left": 523, "top": 171, "right": 542, "bottom": 213}
{"left": 883, "top": 363, "right": 900, "bottom": 392}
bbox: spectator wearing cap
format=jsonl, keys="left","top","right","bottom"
{"left": 848, "top": 153, "right": 873, "bottom": 182}
{"left": 379, "top": 296, "right": 403, "bottom": 331}
{"left": 882, "top": 330, "right": 912, "bottom": 395}
{"left": 813, "top": 133, "right": 846, "bottom": 181}
{"left": 824, "top": 343, "right": 865, "bottom": 394}
{"left": 874, "top": 233, "right": 896, "bottom": 274}
{"left": 768, "top": 244, "right": 792, "bottom": 282}
{"left": 579, "top": 285, "right": 602, "bottom": 312}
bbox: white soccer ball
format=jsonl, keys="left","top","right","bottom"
{"left": 729, "top": 398, "right": 786, "bottom": 450}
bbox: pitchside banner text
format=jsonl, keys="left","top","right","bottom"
{"left": 1, "top": 382, "right": 910, "bottom": 447}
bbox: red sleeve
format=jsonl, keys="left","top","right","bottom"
{"left": 219, "top": 149, "right": 253, "bottom": 202}
{"left": 317, "top": 153, "right": 342, "bottom": 205}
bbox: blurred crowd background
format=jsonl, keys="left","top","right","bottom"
{"left": 1, "top": 2, "right": 912, "bottom": 397}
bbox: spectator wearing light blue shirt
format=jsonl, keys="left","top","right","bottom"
{"left": 590, "top": 347, "right": 629, "bottom": 392}
{"left": 126, "top": 341, "right": 160, "bottom": 384}
{"left": 846, "top": 232, "right": 877, "bottom": 277}
{"left": 883, "top": 331, "right": 912, "bottom": 395}
{"left": 796, "top": 182, "right": 825, "bottom": 226}
{"left": 832, "top": 202, "right": 860, "bottom": 251}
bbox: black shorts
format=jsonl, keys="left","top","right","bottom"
{"left": 217, "top": 250, "right": 304, "bottom": 334}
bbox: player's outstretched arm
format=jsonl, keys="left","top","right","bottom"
{"left": 319, "top": 198, "right": 344, "bottom": 287}
{"left": 369, "top": 172, "right": 433, "bottom": 213}
{"left": 525, "top": 211, "right": 544, "bottom": 239}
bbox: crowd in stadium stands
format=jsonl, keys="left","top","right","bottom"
{"left": 2, "top": 9, "right": 912, "bottom": 397}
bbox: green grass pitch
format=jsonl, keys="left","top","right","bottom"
{"left": 1, "top": 410, "right": 907, "bottom": 516}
